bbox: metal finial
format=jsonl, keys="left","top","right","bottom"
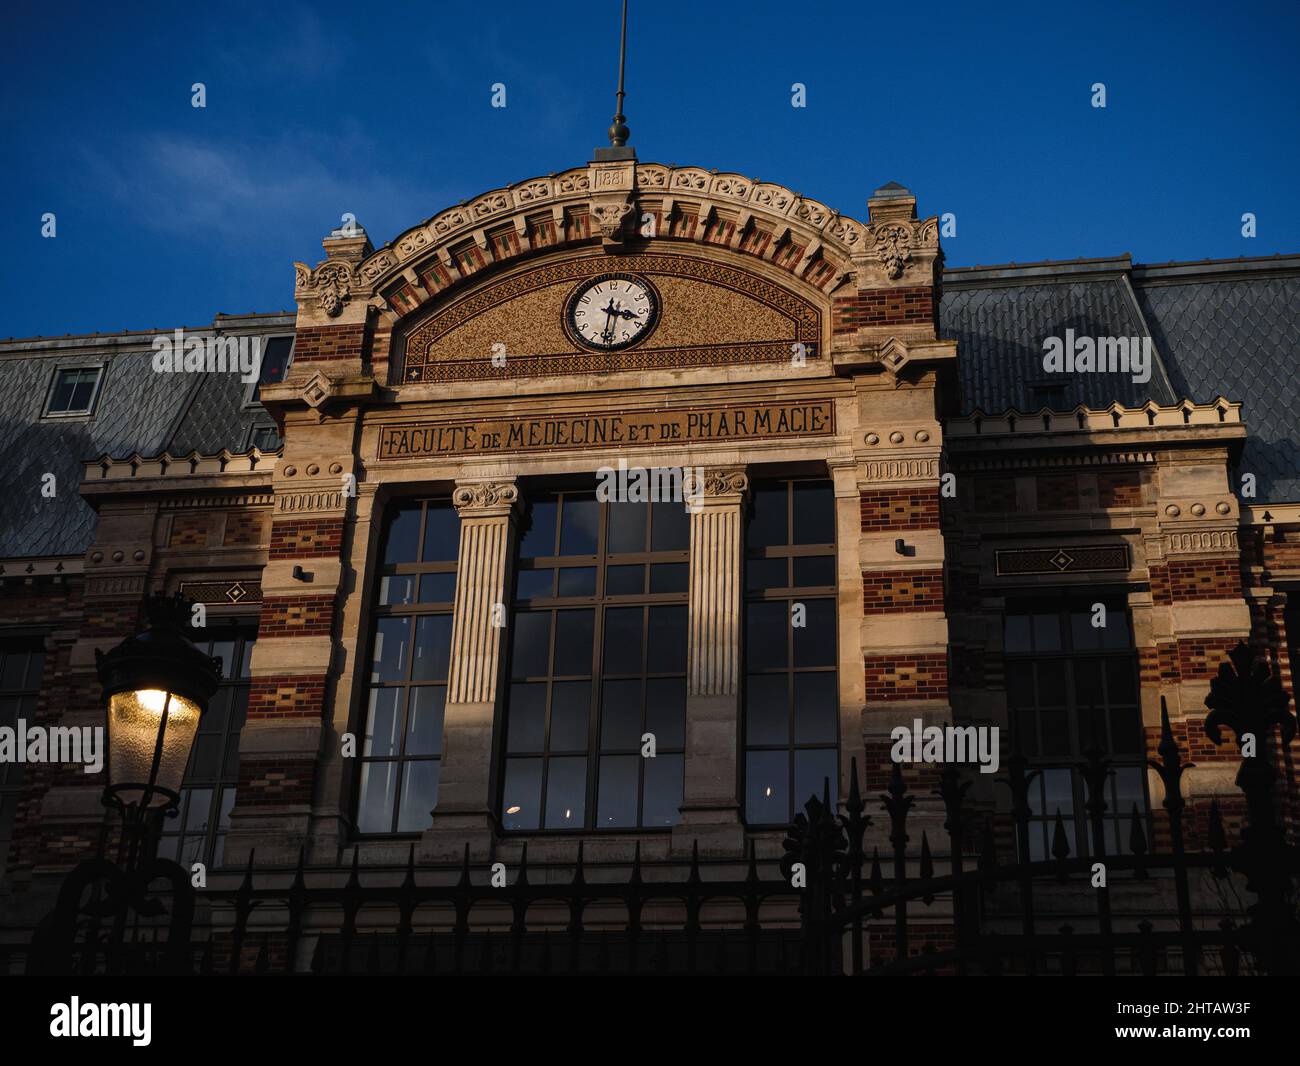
{"left": 608, "top": 0, "right": 631, "bottom": 147}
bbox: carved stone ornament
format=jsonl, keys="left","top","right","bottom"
{"left": 591, "top": 201, "right": 635, "bottom": 241}
{"left": 294, "top": 259, "right": 356, "bottom": 317}
{"left": 682, "top": 468, "right": 749, "bottom": 500}
{"left": 870, "top": 222, "right": 914, "bottom": 280}
{"left": 452, "top": 481, "right": 520, "bottom": 513}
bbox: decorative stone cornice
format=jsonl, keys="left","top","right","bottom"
{"left": 947, "top": 398, "right": 1242, "bottom": 439}
{"left": 334, "top": 162, "right": 886, "bottom": 320}
{"left": 83, "top": 448, "right": 279, "bottom": 489}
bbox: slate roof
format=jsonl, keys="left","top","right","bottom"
{"left": 0, "top": 255, "right": 1295, "bottom": 562}
{"left": 0, "top": 313, "right": 291, "bottom": 560}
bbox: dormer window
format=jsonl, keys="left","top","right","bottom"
{"left": 45, "top": 366, "right": 104, "bottom": 416}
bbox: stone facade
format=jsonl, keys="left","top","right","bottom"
{"left": 0, "top": 158, "right": 1297, "bottom": 955}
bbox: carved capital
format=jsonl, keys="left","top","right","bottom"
{"left": 452, "top": 479, "right": 520, "bottom": 517}
{"left": 683, "top": 467, "right": 749, "bottom": 508}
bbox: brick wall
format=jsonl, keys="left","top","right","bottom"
{"left": 247, "top": 675, "right": 329, "bottom": 720}
{"left": 292, "top": 324, "right": 365, "bottom": 363}
{"left": 860, "top": 487, "right": 940, "bottom": 531}
{"left": 1150, "top": 557, "right": 1242, "bottom": 603}
{"left": 864, "top": 653, "right": 949, "bottom": 701}
{"left": 269, "top": 517, "right": 344, "bottom": 559}
{"left": 831, "top": 286, "right": 935, "bottom": 334}
{"left": 863, "top": 569, "right": 945, "bottom": 613}
{"left": 259, "top": 594, "right": 336, "bottom": 637}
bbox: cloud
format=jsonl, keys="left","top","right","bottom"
{"left": 81, "top": 128, "right": 446, "bottom": 255}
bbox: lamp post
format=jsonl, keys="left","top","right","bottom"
{"left": 95, "top": 593, "right": 223, "bottom": 868}
{"left": 28, "top": 594, "right": 222, "bottom": 974}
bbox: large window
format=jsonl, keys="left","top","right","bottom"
{"left": 743, "top": 478, "right": 838, "bottom": 825}
{"left": 1003, "top": 601, "right": 1147, "bottom": 860}
{"left": 356, "top": 499, "right": 460, "bottom": 834}
{"left": 157, "top": 626, "right": 254, "bottom": 868}
{"left": 501, "top": 489, "right": 689, "bottom": 831}
{"left": 0, "top": 641, "right": 45, "bottom": 878}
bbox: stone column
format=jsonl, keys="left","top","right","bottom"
{"left": 419, "top": 477, "right": 520, "bottom": 862}
{"left": 672, "top": 467, "right": 747, "bottom": 858}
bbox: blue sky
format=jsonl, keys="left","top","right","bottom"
{"left": 3, "top": 0, "right": 1297, "bottom": 338}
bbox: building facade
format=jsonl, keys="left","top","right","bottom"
{"left": 2, "top": 151, "right": 1298, "bottom": 970}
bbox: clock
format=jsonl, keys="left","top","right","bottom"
{"left": 564, "top": 273, "right": 660, "bottom": 352}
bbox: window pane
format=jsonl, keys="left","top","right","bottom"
{"left": 649, "top": 562, "right": 688, "bottom": 594}
{"left": 650, "top": 500, "right": 689, "bottom": 552}
{"left": 596, "top": 755, "right": 639, "bottom": 828}
{"left": 544, "top": 757, "right": 586, "bottom": 828}
{"left": 1033, "top": 614, "right": 1062, "bottom": 651}
{"left": 600, "top": 679, "right": 642, "bottom": 751}
{"left": 747, "top": 601, "right": 788, "bottom": 669}
{"left": 358, "top": 762, "right": 397, "bottom": 833}
{"left": 421, "top": 504, "right": 459, "bottom": 562}
{"left": 1037, "top": 661, "right": 1066, "bottom": 706}
{"left": 364, "top": 688, "right": 402, "bottom": 757}
{"left": 1004, "top": 614, "right": 1032, "bottom": 653}
{"left": 645, "top": 678, "right": 685, "bottom": 749}
{"left": 747, "top": 484, "right": 787, "bottom": 548}
{"left": 642, "top": 753, "right": 683, "bottom": 826}
{"left": 412, "top": 615, "right": 453, "bottom": 681}
{"left": 559, "top": 496, "right": 598, "bottom": 555}
{"left": 607, "top": 501, "right": 646, "bottom": 553}
{"left": 185, "top": 788, "right": 213, "bottom": 834}
{"left": 190, "top": 734, "right": 222, "bottom": 779}
{"left": 1105, "top": 658, "right": 1137, "bottom": 705}
{"left": 418, "top": 572, "right": 456, "bottom": 603}
{"left": 793, "top": 599, "right": 835, "bottom": 668}
{"left": 502, "top": 759, "right": 542, "bottom": 830}
{"left": 380, "top": 574, "right": 415, "bottom": 606}
{"left": 1109, "top": 704, "right": 1142, "bottom": 754}
{"left": 794, "top": 673, "right": 837, "bottom": 744}
{"left": 747, "top": 557, "right": 786, "bottom": 591}
{"left": 396, "top": 761, "right": 440, "bottom": 832}
{"left": 383, "top": 505, "right": 421, "bottom": 565}
{"left": 507, "top": 683, "right": 547, "bottom": 753}
{"left": 516, "top": 569, "right": 554, "bottom": 600}
{"left": 1102, "top": 610, "right": 1131, "bottom": 649}
{"left": 257, "top": 336, "right": 293, "bottom": 385}
{"left": 557, "top": 566, "right": 596, "bottom": 596}
{"left": 49, "top": 371, "right": 77, "bottom": 412}
{"left": 520, "top": 499, "right": 558, "bottom": 558}
{"left": 510, "top": 612, "right": 551, "bottom": 679}
{"left": 746, "top": 751, "right": 788, "bottom": 824}
{"left": 1070, "top": 610, "right": 1101, "bottom": 651}
{"left": 1073, "top": 659, "right": 1103, "bottom": 708}
{"left": 794, "top": 749, "right": 838, "bottom": 814}
{"left": 606, "top": 564, "right": 644, "bottom": 595}
{"left": 746, "top": 674, "right": 788, "bottom": 745}
{"left": 603, "top": 607, "right": 643, "bottom": 674}
{"left": 405, "top": 686, "right": 445, "bottom": 756}
{"left": 646, "top": 605, "right": 686, "bottom": 673}
{"left": 553, "top": 609, "right": 594, "bottom": 676}
{"left": 549, "top": 681, "right": 591, "bottom": 752}
{"left": 371, "top": 617, "right": 411, "bottom": 682}
{"left": 1007, "top": 663, "right": 1034, "bottom": 709}
{"left": 793, "top": 555, "right": 835, "bottom": 587}
{"left": 792, "top": 481, "right": 835, "bottom": 544}
{"left": 1040, "top": 709, "right": 1070, "bottom": 756}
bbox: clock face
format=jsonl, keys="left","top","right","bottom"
{"left": 565, "top": 273, "right": 660, "bottom": 352}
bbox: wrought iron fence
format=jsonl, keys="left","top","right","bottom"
{"left": 15, "top": 641, "right": 1298, "bottom": 977}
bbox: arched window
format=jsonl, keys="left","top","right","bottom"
{"left": 500, "top": 488, "right": 689, "bottom": 831}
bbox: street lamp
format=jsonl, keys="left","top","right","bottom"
{"left": 28, "top": 594, "right": 223, "bottom": 974}
{"left": 94, "top": 593, "right": 222, "bottom": 864}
